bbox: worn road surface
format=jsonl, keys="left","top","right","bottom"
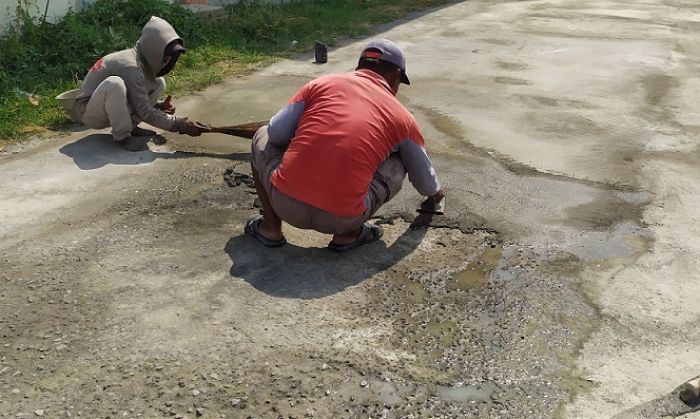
{"left": 2, "top": 1, "right": 700, "bottom": 418}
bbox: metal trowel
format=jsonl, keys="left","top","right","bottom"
{"left": 416, "top": 196, "right": 446, "bottom": 215}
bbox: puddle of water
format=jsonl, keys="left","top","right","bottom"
{"left": 452, "top": 268, "right": 488, "bottom": 288}
{"left": 449, "top": 246, "right": 502, "bottom": 290}
{"left": 335, "top": 380, "right": 500, "bottom": 405}
{"left": 391, "top": 274, "right": 429, "bottom": 304}
{"left": 374, "top": 381, "right": 407, "bottom": 405}
{"left": 424, "top": 320, "right": 457, "bottom": 361}
{"left": 334, "top": 379, "right": 413, "bottom": 405}
{"left": 437, "top": 382, "right": 497, "bottom": 402}
{"left": 565, "top": 221, "right": 652, "bottom": 261}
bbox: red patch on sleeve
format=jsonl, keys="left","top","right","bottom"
{"left": 90, "top": 58, "right": 104, "bottom": 73}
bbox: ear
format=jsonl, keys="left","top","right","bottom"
{"left": 389, "top": 67, "right": 402, "bottom": 95}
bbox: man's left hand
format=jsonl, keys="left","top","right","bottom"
{"left": 157, "top": 95, "right": 176, "bottom": 115}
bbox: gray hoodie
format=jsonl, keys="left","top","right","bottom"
{"left": 72, "top": 16, "right": 186, "bottom": 132}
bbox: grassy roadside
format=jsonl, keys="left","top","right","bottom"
{"left": 0, "top": 0, "right": 452, "bottom": 145}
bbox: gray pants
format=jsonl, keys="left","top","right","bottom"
{"left": 251, "top": 126, "right": 406, "bottom": 235}
{"left": 81, "top": 76, "right": 165, "bottom": 141}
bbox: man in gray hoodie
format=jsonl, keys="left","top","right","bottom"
{"left": 62, "top": 16, "right": 202, "bottom": 151}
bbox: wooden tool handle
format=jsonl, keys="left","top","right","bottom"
{"left": 200, "top": 120, "right": 269, "bottom": 139}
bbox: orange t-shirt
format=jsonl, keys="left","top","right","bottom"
{"left": 270, "top": 70, "right": 425, "bottom": 217}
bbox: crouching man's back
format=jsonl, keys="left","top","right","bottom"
{"left": 246, "top": 38, "right": 444, "bottom": 252}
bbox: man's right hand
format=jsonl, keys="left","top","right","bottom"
{"left": 179, "top": 119, "right": 204, "bottom": 137}
{"left": 157, "top": 95, "right": 176, "bottom": 115}
{"left": 432, "top": 189, "right": 445, "bottom": 203}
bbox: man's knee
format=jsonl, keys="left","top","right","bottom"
{"left": 376, "top": 154, "right": 407, "bottom": 201}
{"left": 250, "top": 125, "right": 270, "bottom": 171}
{"left": 151, "top": 77, "right": 166, "bottom": 103}
{"left": 102, "top": 76, "right": 127, "bottom": 94}
{"left": 364, "top": 155, "right": 406, "bottom": 218}
{"left": 82, "top": 76, "right": 128, "bottom": 129}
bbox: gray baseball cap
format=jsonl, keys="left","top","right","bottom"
{"left": 360, "top": 38, "right": 410, "bottom": 85}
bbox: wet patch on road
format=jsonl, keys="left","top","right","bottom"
{"left": 493, "top": 76, "right": 532, "bottom": 86}
{"left": 566, "top": 192, "right": 646, "bottom": 231}
{"left": 495, "top": 60, "right": 530, "bottom": 71}
{"left": 515, "top": 94, "right": 597, "bottom": 110}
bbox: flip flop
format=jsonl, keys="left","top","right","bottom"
{"left": 131, "top": 125, "right": 157, "bottom": 137}
{"left": 244, "top": 215, "right": 287, "bottom": 248}
{"left": 328, "top": 223, "right": 383, "bottom": 253}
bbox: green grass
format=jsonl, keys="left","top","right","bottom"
{"left": 0, "top": 0, "right": 452, "bottom": 143}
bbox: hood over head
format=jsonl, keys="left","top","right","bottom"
{"left": 136, "top": 16, "right": 184, "bottom": 78}
{"left": 157, "top": 39, "right": 186, "bottom": 77}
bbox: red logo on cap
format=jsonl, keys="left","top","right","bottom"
{"left": 363, "top": 51, "right": 383, "bottom": 59}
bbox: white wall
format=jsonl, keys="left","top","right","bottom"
{"left": 0, "top": 0, "right": 86, "bottom": 33}
{"left": 0, "top": 0, "right": 286, "bottom": 34}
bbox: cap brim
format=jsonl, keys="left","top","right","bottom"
{"left": 170, "top": 44, "right": 187, "bottom": 55}
{"left": 401, "top": 71, "right": 410, "bottom": 85}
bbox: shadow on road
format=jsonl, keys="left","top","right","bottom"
{"left": 59, "top": 134, "right": 249, "bottom": 170}
{"left": 224, "top": 217, "right": 432, "bottom": 299}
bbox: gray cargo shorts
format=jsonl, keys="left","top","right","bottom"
{"left": 251, "top": 126, "right": 406, "bottom": 235}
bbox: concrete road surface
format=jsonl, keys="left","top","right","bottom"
{"left": 1, "top": 1, "right": 699, "bottom": 417}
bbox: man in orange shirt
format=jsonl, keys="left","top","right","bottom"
{"left": 247, "top": 39, "right": 444, "bottom": 252}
